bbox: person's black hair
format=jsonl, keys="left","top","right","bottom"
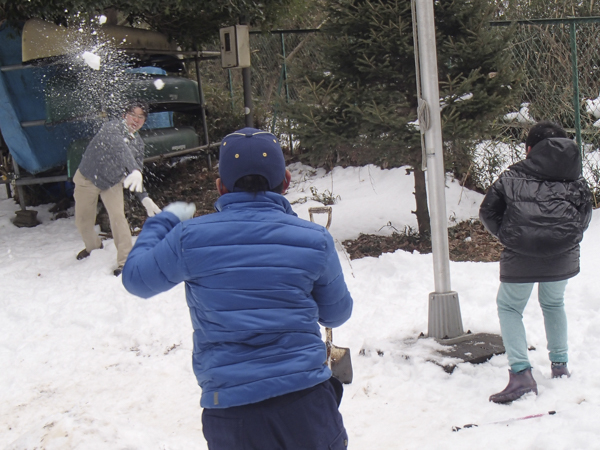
{"left": 525, "top": 121, "right": 567, "bottom": 149}
{"left": 233, "top": 175, "right": 284, "bottom": 194}
{"left": 125, "top": 100, "right": 149, "bottom": 118}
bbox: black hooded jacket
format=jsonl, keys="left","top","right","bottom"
{"left": 479, "top": 137, "right": 592, "bottom": 283}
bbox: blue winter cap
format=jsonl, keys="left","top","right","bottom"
{"left": 219, "top": 127, "right": 286, "bottom": 192}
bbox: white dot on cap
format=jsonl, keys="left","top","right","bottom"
{"left": 263, "top": 153, "right": 267, "bottom": 157}
{"left": 273, "top": 139, "right": 276, "bottom": 142}
{"left": 235, "top": 154, "right": 239, "bottom": 158}
{"left": 223, "top": 142, "right": 227, "bottom": 145}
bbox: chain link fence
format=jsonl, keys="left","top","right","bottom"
{"left": 193, "top": 30, "right": 322, "bottom": 151}
{"left": 197, "top": 21, "right": 600, "bottom": 203}
{"left": 475, "top": 18, "right": 600, "bottom": 203}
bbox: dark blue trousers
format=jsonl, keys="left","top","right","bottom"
{"left": 202, "top": 377, "right": 349, "bottom": 450}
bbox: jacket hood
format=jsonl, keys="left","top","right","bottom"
{"left": 513, "top": 137, "right": 581, "bottom": 181}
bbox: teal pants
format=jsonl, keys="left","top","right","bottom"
{"left": 496, "top": 281, "right": 569, "bottom": 373}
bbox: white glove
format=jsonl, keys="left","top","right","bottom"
{"left": 164, "top": 202, "right": 196, "bottom": 222}
{"left": 123, "top": 170, "right": 143, "bottom": 192}
{"left": 142, "top": 197, "right": 161, "bottom": 217}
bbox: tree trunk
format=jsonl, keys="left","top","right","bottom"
{"left": 413, "top": 165, "right": 431, "bottom": 236}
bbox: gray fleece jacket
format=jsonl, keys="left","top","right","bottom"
{"left": 78, "top": 119, "right": 147, "bottom": 200}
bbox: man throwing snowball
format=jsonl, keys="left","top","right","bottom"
{"left": 122, "top": 127, "right": 353, "bottom": 449}
{"left": 73, "top": 100, "right": 161, "bottom": 276}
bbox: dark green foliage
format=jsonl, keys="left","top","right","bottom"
{"left": 284, "top": 0, "right": 420, "bottom": 169}
{"left": 284, "top": 0, "right": 521, "bottom": 178}
{"left": 0, "top": 0, "right": 301, "bottom": 49}
{"left": 436, "top": 0, "right": 523, "bottom": 177}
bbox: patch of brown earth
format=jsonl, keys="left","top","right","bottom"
{"left": 124, "top": 156, "right": 219, "bottom": 233}
{"left": 120, "top": 155, "right": 502, "bottom": 262}
{"left": 342, "top": 220, "right": 502, "bottom": 262}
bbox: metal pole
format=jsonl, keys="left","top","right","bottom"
{"left": 194, "top": 55, "right": 212, "bottom": 170}
{"left": 239, "top": 15, "right": 253, "bottom": 128}
{"left": 280, "top": 32, "right": 293, "bottom": 154}
{"left": 242, "top": 66, "right": 253, "bottom": 127}
{"left": 414, "top": 0, "right": 463, "bottom": 339}
{"left": 271, "top": 66, "right": 285, "bottom": 134}
{"left": 271, "top": 33, "right": 288, "bottom": 135}
{"left": 281, "top": 33, "right": 290, "bottom": 103}
{"left": 228, "top": 69, "right": 235, "bottom": 110}
{"left": 11, "top": 157, "right": 27, "bottom": 210}
{"left": 569, "top": 22, "right": 582, "bottom": 156}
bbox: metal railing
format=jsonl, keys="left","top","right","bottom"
{"left": 479, "top": 17, "right": 600, "bottom": 199}
{"left": 200, "top": 20, "right": 600, "bottom": 201}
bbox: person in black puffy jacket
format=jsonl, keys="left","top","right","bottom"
{"left": 479, "top": 121, "right": 592, "bottom": 404}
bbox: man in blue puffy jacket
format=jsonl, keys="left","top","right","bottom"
{"left": 480, "top": 121, "right": 592, "bottom": 404}
{"left": 122, "top": 127, "right": 353, "bottom": 449}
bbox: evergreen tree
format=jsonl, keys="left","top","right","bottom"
{"left": 285, "top": 0, "right": 520, "bottom": 235}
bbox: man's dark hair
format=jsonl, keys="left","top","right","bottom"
{"left": 125, "top": 100, "right": 149, "bottom": 118}
{"left": 525, "top": 121, "right": 567, "bottom": 149}
{"left": 234, "top": 175, "right": 284, "bottom": 194}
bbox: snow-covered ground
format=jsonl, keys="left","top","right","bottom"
{"left": 2, "top": 164, "right": 599, "bottom": 449}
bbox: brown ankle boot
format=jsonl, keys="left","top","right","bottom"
{"left": 76, "top": 242, "right": 103, "bottom": 260}
{"left": 76, "top": 249, "right": 90, "bottom": 260}
{"left": 489, "top": 368, "right": 538, "bottom": 404}
{"left": 551, "top": 362, "right": 570, "bottom": 378}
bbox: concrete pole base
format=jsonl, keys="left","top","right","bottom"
{"left": 428, "top": 291, "right": 464, "bottom": 339}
